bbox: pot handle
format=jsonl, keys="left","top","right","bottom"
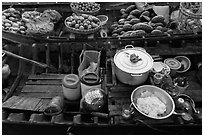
{"left": 125, "top": 45, "right": 134, "bottom": 49}
{"left": 125, "top": 45, "right": 146, "bottom": 52}
{"left": 172, "top": 111, "right": 186, "bottom": 116}
{"left": 131, "top": 73, "right": 143, "bottom": 77}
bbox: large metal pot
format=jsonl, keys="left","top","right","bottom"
{"left": 114, "top": 45, "right": 153, "bottom": 85}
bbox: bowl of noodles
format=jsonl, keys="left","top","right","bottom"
{"left": 131, "top": 85, "right": 175, "bottom": 119}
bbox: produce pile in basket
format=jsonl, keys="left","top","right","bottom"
{"left": 110, "top": 4, "right": 183, "bottom": 38}
{"left": 65, "top": 13, "right": 101, "bottom": 34}
{"left": 23, "top": 9, "right": 62, "bottom": 35}
{"left": 70, "top": 2, "right": 100, "bottom": 15}
{"left": 2, "top": 7, "right": 62, "bottom": 36}
{"left": 2, "top": 8, "right": 27, "bottom": 35}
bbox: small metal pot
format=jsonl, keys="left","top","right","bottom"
{"left": 114, "top": 45, "right": 153, "bottom": 85}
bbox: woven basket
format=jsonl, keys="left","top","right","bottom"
{"left": 64, "top": 17, "right": 101, "bottom": 35}
{"left": 179, "top": 2, "right": 202, "bottom": 19}
{"left": 178, "top": 2, "right": 202, "bottom": 33}
{"left": 70, "top": 2, "right": 100, "bottom": 15}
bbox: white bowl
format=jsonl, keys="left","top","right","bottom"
{"left": 96, "top": 15, "right": 108, "bottom": 26}
{"left": 174, "top": 56, "right": 191, "bottom": 73}
{"left": 151, "top": 62, "right": 170, "bottom": 75}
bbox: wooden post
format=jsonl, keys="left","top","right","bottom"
{"left": 45, "top": 43, "right": 50, "bottom": 73}
{"left": 32, "top": 43, "right": 37, "bottom": 74}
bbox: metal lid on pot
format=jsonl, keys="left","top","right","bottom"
{"left": 114, "top": 48, "right": 153, "bottom": 74}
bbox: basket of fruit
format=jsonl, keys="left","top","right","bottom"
{"left": 70, "top": 2, "right": 100, "bottom": 15}
{"left": 2, "top": 8, "right": 27, "bottom": 35}
{"left": 64, "top": 13, "right": 101, "bottom": 35}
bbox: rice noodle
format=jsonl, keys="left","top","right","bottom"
{"left": 136, "top": 93, "right": 166, "bottom": 118}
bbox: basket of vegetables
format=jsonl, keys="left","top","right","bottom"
{"left": 70, "top": 2, "right": 100, "bottom": 15}
{"left": 64, "top": 13, "right": 101, "bottom": 34}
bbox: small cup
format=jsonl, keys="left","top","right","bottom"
{"left": 173, "top": 77, "right": 189, "bottom": 95}
{"left": 175, "top": 82, "right": 189, "bottom": 95}
{"left": 153, "top": 73, "right": 164, "bottom": 84}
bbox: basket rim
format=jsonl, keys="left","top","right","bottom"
{"left": 64, "top": 16, "right": 101, "bottom": 34}
{"left": 70, "top": 2, "right": 100, "bottom": 15}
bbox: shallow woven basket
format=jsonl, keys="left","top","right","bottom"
{"left": 64, "top": 17, "right": 101, "bottom": 35}
{"left": 179, "top": 2, "right": 202, "bottom": 19}
{"left": 70, "top": 2, "right": 100, "bottom": 15}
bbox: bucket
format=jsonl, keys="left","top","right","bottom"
{"left": 62, "top": 74, "right": 81, "bottom": 101}
{"left": 78, "top": 50, "right": 101, "bottom": 78}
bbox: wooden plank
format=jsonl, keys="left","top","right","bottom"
{"left": 28, "top": 74, "right": 65, "bottom": 80}
{"left": 10, "top": 96, "right": 27, "bottom": 109}
{"left": 109, "top": 92, "right": 132, "bottom": 98}
{"left": 16, "top": 97, "right": 41, "bottom": 111}
{"left": 38, "top": 99, "right": 51, "bottom": 112}
{"left": 2, "top": 96, "right": 20, "bottom": 108}
{"left": 21, "top": 85, "right": 63, "bottom": 93}
{"left": 19, "top": 92, "right": 63, "bottom": 99}
{"left": 26, "top": 79, "right": 62, "bottom": 85}
{"left": 2, "top": 96, "right": 50, "bottom": 112}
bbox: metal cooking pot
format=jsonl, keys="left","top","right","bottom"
{"left": 130, "top": 85, "right": 185, "bottom": 119}
{"left": 114, "top": 45, "right": 153, "bottom": 85}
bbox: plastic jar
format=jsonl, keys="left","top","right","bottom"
{"left": 62, "top": 74, "right": 81, "bottom": 101}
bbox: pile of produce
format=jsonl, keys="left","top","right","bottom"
{"left": 65, "top": 13, "right": 101, "bottom": 34}
{"left": 2, "top": 8, "right": 27, "bottom": 34}
{"left": 111, "top": 4, "right": 177, "bottom": 38}
{"left": 70, "top": 2, "right": 100, "bottom": 14}
{"left": 2, "top": 8, "right": 61, "bottom": 36}
{"left": 23, "top": 9, "right": 62, "bottom": 35}
{"left": 21, "top": 11, "right": 41, "bottom": 23}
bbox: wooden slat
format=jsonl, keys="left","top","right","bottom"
{"left": 21, "top": 85, "right": 62, "bottom": 93}
{"left": 19, "top": 92, "right": 63, "bottom": 99}
{"left": 2, "top": 96, "right": 20, "bottom": 108}
{"left": 26, "top": 79, "right": 62, "bottom": 85}
{"left": 34, "top": 99, "right": 51, "bottom": 112}
{"left": 16, "top": 98, "right": 41, "bottom": 110}
{"left": 2, "top": 96, "right": 50, "bottom": 112}
{"left": 28, "top": 74, "right": 65, "bottom": 80}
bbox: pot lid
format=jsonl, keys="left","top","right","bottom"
{"left": 114, "top": 48, "right": 153, "bottom": 74}
{"left": 164, "top": 58, "right": 181, "bottom": 69}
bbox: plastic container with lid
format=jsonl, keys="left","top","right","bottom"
{"left": 80, "top": 72, "right": 101, "bottom": 97}
{"left": 62, "top": 74, "right": 81, "bottom": 101}
{"left": 164, "top": 58, "right": 181, "bottom": 77}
